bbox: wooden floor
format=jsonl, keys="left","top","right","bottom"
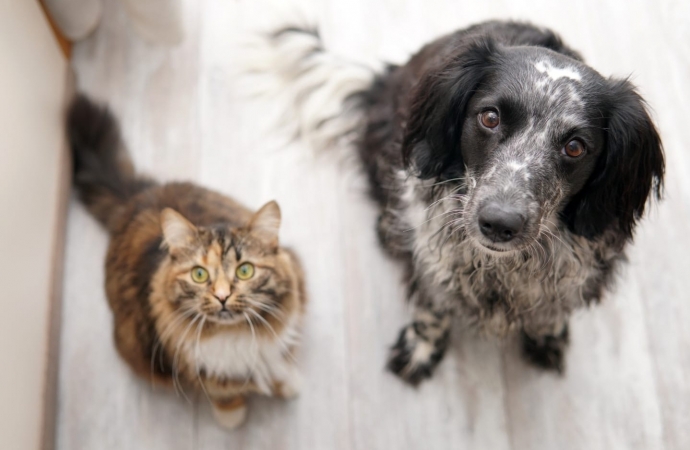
{"left": 57, "top": 0, "right": 690, "bottom": 449}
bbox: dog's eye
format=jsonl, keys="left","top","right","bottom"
{"left": 564, "top": 139, "right": 585, "bottom": 158}
{"left": 479, "top": 110, "right": 500, "bottom": 129}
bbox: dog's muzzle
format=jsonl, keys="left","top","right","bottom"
{"left": 477, "top": 201, "right": 526, "bottom": 243}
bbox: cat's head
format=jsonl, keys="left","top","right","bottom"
{"left": 159, "top": 201, "right": 295, "bottom": 327}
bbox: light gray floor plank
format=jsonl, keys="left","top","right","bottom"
{"left": 57, "top": 0, "right": 690, "bottom": 449}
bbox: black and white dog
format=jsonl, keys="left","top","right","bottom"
{"left": 257, "top": 21, "right": 665, "bottom": 384}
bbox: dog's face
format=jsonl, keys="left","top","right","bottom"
{"left": 459, "top": 48, "right": 607, "bottom": 253}
{"left": 403, "top": 40, "right": 664, "bottom": 253}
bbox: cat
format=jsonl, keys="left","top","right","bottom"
{"left": 67, "top": 94, "right": 306, "bottom": 429}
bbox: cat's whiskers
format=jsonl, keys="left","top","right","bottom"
{"left": 172, "top": 313, "right": 202, "bottom": 402}
{"left": 193, "top": 316, "right": 211, "bottom": 404}
{"left": 149, "top": 307, "right": 197, "bottom": 385}
{"left": 246, "top": 308, "right": 297, "bottom": 364}
{"left": 244, "top": 297, "right": 286, "bottom": 326}
{"left": 241, "top": 311, "right": 259, "bottom": 390}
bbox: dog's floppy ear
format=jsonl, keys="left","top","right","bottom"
{"left": 562, "top": 79, "right": 665, "bottom": 239}
{"left": 402, "top": 39, "right": 497, "bottom": 179}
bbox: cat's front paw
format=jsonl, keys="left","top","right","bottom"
{"left": 273, "top": 371, "right": 302, "bottom": 399}
{"left": 387, "top": 323, "right": 449, "bottom": 386}
{"left": 212, "top": 397, "right": 247, "bottom": 430}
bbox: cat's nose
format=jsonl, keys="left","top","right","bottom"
{"left": 213, "top": 280, "right": 231, "bottom": 304}
{"left": 214, "top": 292, "right": 230, "bottom": 303}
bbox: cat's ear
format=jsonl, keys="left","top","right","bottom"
{"left": 249, "top": 201, "right": 281, "bottom": 248}
{"left": 161, "top": 208, "right": 198, "bottom": 250}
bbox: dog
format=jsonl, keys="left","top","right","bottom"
{"left": 255, "top": 20, "right": 665, "bottom": 384}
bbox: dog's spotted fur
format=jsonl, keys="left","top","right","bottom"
{"left": 260, "top": 21, "right": 664, "bottom": 384}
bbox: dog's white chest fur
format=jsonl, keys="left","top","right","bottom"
{"left": 401, "top": 174, "right": 599, "bottom": 335}
{"left": 185, "top": 318, "right": 300, "bottom": 395}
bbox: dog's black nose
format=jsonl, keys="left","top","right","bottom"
{"left": 478, "top": 203, "right": 525, "bottom": 242}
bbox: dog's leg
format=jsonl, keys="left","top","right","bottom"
{"left": 521, "top": 320, "right": 569, "bottom": 373}
{"left": 387, "top": 301, "right": 453, "bottom": 386}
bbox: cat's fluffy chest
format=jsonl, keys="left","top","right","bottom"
{"left": 184, "top": 317, "right": 300, "bottom": 395}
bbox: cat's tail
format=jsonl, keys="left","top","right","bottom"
{"left": 68, "top": 95, "right": 154, "bottom": 232}
{"left": 244, "top": 25, "right": 382, "bottom": 151}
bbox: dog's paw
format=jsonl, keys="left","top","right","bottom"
{"left": 521, "top": 326, "right": 569, "bottom": 373}
{"left": 212, "top": 397, "right": 247, "bottom": 430}
{"left": 387, "top": 323, "right": 448, "bottom": 386}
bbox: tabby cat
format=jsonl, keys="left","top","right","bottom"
{"left": 68, "top": 95, "right": 306, "bottom": 429}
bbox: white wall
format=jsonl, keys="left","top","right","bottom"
{"left": 0, "top": 2, "right": 69, "bottom": 449}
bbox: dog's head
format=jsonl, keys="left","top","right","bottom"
{"left": 402, "top": 38, "right": 664, "bottom": 254}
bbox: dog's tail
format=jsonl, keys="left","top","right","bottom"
{"left": 67, "top": 95, "right": 154, "bottom": 232}
{"left": 244, "top": 26, "right": 382, "bottom": 150}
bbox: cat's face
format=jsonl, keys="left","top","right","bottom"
{"left": 160, "top": 202, "right": 290, "bottom": 326}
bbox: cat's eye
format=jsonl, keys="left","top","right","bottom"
{"left": 236, "top": 263, "right": 254, "bottom": 280}
{"left": 191, "top": 266, "right": 209, "bottom": 283}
